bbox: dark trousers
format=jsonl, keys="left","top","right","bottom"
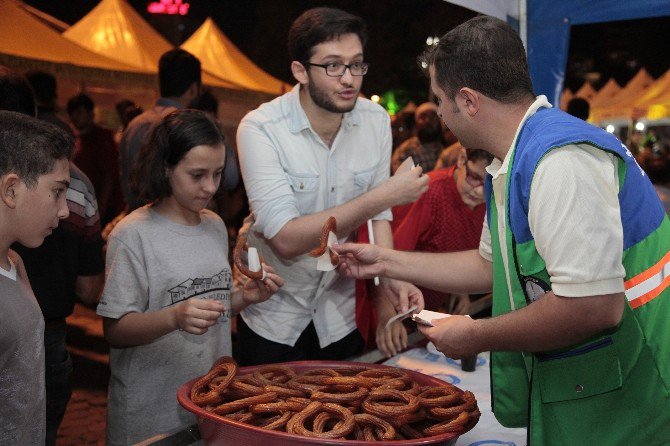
{"left": 236, "top": 317, "right": 364, "bottom": 366}
{"left": 44, "top": 323, "right": 73, "bottom": 446}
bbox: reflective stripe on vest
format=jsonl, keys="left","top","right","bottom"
{"left": 625, "top": 251, "right": 670, "bottom": 308}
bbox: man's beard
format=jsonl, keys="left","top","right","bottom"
{"left": 308, "top": 80, "right": 357, "bottom": 113}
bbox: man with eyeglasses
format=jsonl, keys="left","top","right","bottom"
{"left": 335, "top": 16, "right": 670, "bottom": 445}
{"left": 236, "top": 7, "right": 428, "bottom": 365}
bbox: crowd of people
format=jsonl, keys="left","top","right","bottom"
{"left": 0, "top": 6, "right": 668, "bottom": 446}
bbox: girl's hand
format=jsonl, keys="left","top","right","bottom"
{"left": 241, "top": 265, "right": 284, "bottom": 306}
{"left": 173, "top": 297, "right": 225, "bottom": 335}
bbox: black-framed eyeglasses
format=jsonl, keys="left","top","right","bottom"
{"left": 305, "top": 61, "right": 370, "bottom": 77}
{"left": 464, "top": 160, "right": 485, "bottom": 187}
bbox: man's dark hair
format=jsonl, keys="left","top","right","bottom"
{"left": 0, "top": 110, "right": 73, "bottom": 188}
{"left": 158, "top": 49, "right": 201, "bottom": 98}
{"left": 288, "top": 7, "right": 368, "bottom": 64}
{"left": 0, "top": 66, "right": 36, "bottom": 117}
{"left": 190, "top": 89, "right": 219, "bottom": 115}
{"left": 566, "top": 97, "right": 590, "bottom": 121}
{"left": 131, "top": 109, "right": 225, "bottom": 202}
{"left": 25, "top": 70, "right": 57, "bottom": 105}
{"left": 66, "top": 93, "right": 94, "bottom": 114}
{"left": 419, "top": 16, "right": 534, "bottom": 103}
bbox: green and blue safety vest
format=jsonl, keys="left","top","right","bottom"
{"left": 486, "top": 108, "right": 670, "bottom": 445}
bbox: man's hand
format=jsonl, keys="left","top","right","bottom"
{"left": 374, "top": 295, "right": 408, "bottom": 357}
{"left": 241, "top": 265, "right": 284, "bottom": 305}
{"left": 334, "top": 242, "right": 386, "bottom": 279}
{"left": 417, "top": 315, "right": 478, "bottom": 359}
{"left": 379, "top": 165, "right": 429, "bottom": 206}
{"left": 380, "top": 278, "right": 424, "bottom": 314}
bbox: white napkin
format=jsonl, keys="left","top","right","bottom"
{"left": 316, "top": 232, "right": 339, "bottom": 271}
{"left": 395, "top": 157, "right": 415, "bottom": 174}
{"left": 412, "top": 310, "right": 470, "bottom": 326}
{"left": 247, "top": 247, "right": 266, "bottom": 280}
{"left": 385, "top": 305, "right": 419, "bottom": 328}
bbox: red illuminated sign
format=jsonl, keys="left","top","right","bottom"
{"left": 147, "top": 0, "right": 190, "bottom": 15}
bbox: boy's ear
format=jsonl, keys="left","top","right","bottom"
{"left": 0, "top": 174, "right": 20, "bottom": 209}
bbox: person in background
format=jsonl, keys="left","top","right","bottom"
{"left": 236, "top": 7, "right": 427, "bottom": 366}
{"left": 566, "top": 97, "right": 590, "bottom": 121}
{"left": 120, "top": 49, "right": 202, "bottom": 211}
{"left": 1, "top": 66, "right": 105, "bottom": 446}
{"left": 24, "top": 70, "right": 74, "bottom": 137}
{"left": 0, "top": 110, "right": 72, "bottom": 445}
{"left": 390, "top": 110, "right": 414, "bottom": 151}
{"left": 375, "top": 147, "right": 490, "bottom": 357}
{"left": 391, "top": 101, "right": 447, "bottom": 173}
{"left": 97, "top": 110, "right": 283, "bottom": 445}
{"left": 113, "top": 99, "right": 143, "bottom": 145}
{"left": 67, "top": 93, "right": 125, "bottom": 227}
{"left": 335, "top": 15, "right": 670, "bottom": 444}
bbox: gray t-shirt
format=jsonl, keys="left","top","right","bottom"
{"left": 97, "top": 207, "right": 232, "bottom": 445}
{"left": 0, "top": 254, "right": 45, "bottom": 445}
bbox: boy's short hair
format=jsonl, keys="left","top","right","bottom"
{"left": 66, "top": 93, "right": 94, "bottom": 114}
{"left": 288, "top": 7, "right": 368, "bottom": 64}
{"left": 0, "top": 111, "right": 73, "bottom": 188}
{"left": 0, "top": 66, "right": 36, "bottom": 117}
{"left": 25, "top": 70, "right": 57, "bottom": 105}
{"left": 158, "top": 49, "right": 202, "bottom": 98}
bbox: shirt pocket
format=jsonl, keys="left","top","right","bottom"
{"left": 286, "top": 171, "right": 320, "bottom": 215}
{"left": 353, "top": 167, "right": 376, "bottom": 195}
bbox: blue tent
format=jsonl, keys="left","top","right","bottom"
{"left": 446, "top": 0, "right": 670, "bottom": 106}
{"left": 528, "top": 1, "right": 670, "bottom": 106}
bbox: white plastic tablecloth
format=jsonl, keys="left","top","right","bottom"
{"left": 383, "top": 348, "right": 527, "bottom": 446}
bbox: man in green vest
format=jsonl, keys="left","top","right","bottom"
{"left": 335, "top": 15, "right": 670, "bottom": 445}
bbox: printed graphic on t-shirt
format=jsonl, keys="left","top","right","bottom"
{"left": 166, "top": 268, "right": 233, "bottom": 317}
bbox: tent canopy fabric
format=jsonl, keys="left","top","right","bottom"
{"left": 527, "top": 0, "right": 670, "bottom": 107}
{"left": 589, "top": 78, "right": 621, "bottom": 108}
{"left": 0, "top": 0, "right": 142, "bottom": 73}
{"left": 574, "top": 82, "right": 597, "bottom": 101}
{"left": 590, "top": 68, "right": 655, "bottom": 122}
{"left": 181, "top": 17, "right": 291, "bottom": 95}
{"left": 61, "top": 0, "right": 240, "bottom": 90}
{"left": 62, "top": 0, "right": 172, "bottom": 72}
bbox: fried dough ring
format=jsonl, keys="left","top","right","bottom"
{"left": 212, "top": 392, "right": 278, "bottom": 415}
{"left": 362, "top": 388, "right": 421, "bottom": 418}
{"left": 422, "top": 410, "right": 470, "bottom": 436}
{"left": 233, "top": 232, "right": 265, "bottom": 280}
{"left": 354, "top": 413, "right": 396, "bottom": 441}
{"left": 190, "top": 358, "right": 238, "bottom": 406}
{"left": 289, "top": 401, "right": 356, "bottom": 439}
{"left": 308, "top": 216, "right": 339, "bottom": 265}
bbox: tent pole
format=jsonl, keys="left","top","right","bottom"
{"left": 519, "top": 0, "right": 527, "bottom": 51}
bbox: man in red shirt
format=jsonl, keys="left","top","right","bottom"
{"left": 374, "top": 146, "right": 491, "bottom": 356}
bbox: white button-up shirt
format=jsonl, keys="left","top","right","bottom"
{"left": 237, "top": 85, "right": 393, "bottom": 347}
{"left": 479, "top": 96, "right": 624, "bottom": 302}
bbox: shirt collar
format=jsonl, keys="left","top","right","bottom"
{"left": 286, "top": 84, "right": 362, "bottom": 134}
{"left": 486, "top": 95, "right": 552, "bottom": 179}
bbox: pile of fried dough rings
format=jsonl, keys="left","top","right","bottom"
{"left": 190, "top": 357, "right": 480, "bottom": 441}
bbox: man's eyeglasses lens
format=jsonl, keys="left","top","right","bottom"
{"left": 306, "top": 62, "right": 369, "bottom": 76}
{"left": 465, "top": 162, "right": 484, "bottom": 186}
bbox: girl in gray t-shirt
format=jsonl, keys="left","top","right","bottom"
{"left": 96, "top": 110, "right": 283, "bottom": 445}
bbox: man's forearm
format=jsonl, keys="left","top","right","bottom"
{"left": 471, "top": 291, "right": 625, "bottom": 353}
{"left": 269, "top": 189, "right": 395, "bottom": 258}
{"left": 382, "top": 248, "right": 493, "bottom": 294}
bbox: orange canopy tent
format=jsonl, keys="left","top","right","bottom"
{"left": 181, "top": 17, "right": 291, "bottom": 95}
{"left": 61, "top": 0, "right": 240, "bottom": 89}
{"left": 590, "top": 68, "right": 655, "bottom": 123}
{"left": 589, "top": 78, "right": 621, "bottom": 108}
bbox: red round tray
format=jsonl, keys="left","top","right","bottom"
{"left": 178, "top": 360, "right": 462, "bottom": 446}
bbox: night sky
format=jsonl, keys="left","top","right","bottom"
{"left": 20, "top": 0, "right": 670, "bottom": 103}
